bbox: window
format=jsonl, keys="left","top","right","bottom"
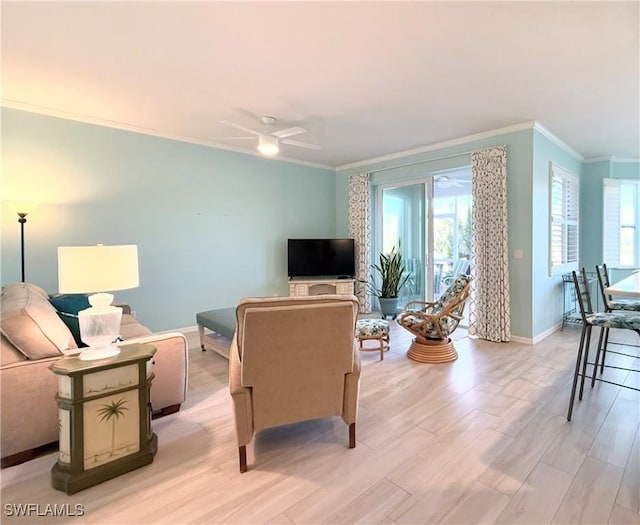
{"left": 603, "top": 178, "right": 639, "bottom": 268}
{"left": 549, "top": 162, "right": 579, "bottom": 276}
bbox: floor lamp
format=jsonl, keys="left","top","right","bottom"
{"left": 10, "top": 203, "right": 36, "bottom": 283}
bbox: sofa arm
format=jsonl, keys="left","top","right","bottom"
{"left": 117, "top": 332, "right": 188, "bottom": 412}
{"left": 1, "top": 356, "right": 61, "bottom": 458}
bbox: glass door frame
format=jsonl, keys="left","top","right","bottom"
{"left": 374, "top": 168, "right": 473, "bottom": 304}
{"left": 374, "top": 176, "right": 437, "bottom": 302}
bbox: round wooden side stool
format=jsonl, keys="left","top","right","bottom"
{"left": 355, "top": 319, "right": 390, "bottom": 360}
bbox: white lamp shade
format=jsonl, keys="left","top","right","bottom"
{"left": 58, "top": 245, "right": 139, "bottom": 294}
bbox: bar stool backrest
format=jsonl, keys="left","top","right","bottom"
{"left": 572, "top": 268, "right": 595, "bottom": 321}
{"left": 595, "top": 264, "right": 613, "bottom": 312}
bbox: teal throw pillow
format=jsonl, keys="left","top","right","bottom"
{"left": 49, "top": 294, "right": 91, "bottom": 347}
{"left": 56, "top": 311, "right": 87, "bottom": 348}
{"left": 49, "top": 294, "right": 91, "bottom": 315}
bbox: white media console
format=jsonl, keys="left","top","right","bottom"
{"left": 288, "top": 278, "right": 355, "bottom": 297}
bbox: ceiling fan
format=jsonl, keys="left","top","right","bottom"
{"left": 434, "top": 175, "right": 471, "bottom": 189}
{"left": 216, "top": 116, "right": 320, "bottom": 156}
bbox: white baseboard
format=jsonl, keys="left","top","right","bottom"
{"left": 510, "top": 322, "right": 563, "bottom": 346}
{"left": 155, "top": 324, "right": 199, "bottom": 335}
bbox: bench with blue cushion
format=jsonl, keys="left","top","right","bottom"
{"left": 196, "top": 307, "right": 236, "bottom": 358}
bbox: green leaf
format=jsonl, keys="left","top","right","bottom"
{"left": 362, "top": 242, "right": 410, "bottom": 298}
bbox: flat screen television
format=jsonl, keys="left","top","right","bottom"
{"left": 287, "top": 239, "right": 355, "bottom": 279}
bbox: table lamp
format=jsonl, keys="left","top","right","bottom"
{"left": 57, "top": 245, "right": 139, "bottom": 361}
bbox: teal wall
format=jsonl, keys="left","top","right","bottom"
{"left": 337, "top": 128, "right": 536, "bottom": 339}
{"left": 531, "top": 130, "right": 583, "bottom": 336}
{"left": 337, "top": 129, "right": 637, "bottom": 341}
{"left": 581, "top": 160, "right": 612, "bottom": 274}
{"left": 612, "top": 161, "right": 640, "bottom": 180}
{"left": 5, "top": 108, "right": 634, "bottom": 340}
{"left": 1, "top": 108, "right": 336, "bottom": 331}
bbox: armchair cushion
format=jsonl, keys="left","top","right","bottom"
{"left": 399, "top": 313, "right": 459, "bottom": 340}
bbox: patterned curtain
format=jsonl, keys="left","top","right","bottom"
{"left": 469, "top": 147, "right": 511, "bottom": 342}
{"left": 348, "top": 173, "right": 371, "bottom": 313}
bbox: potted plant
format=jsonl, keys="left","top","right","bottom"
{"left": 365, "top": 244, "right": 411, "bottom": 319}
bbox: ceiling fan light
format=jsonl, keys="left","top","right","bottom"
{"left": 258, "top": 135, "right": 279, "bottom": 155}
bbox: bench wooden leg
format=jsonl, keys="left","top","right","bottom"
{"left": 198, "top": 324, "right": 206, "bottom": 351}
{"left": 349, "top": 422, "right": 356, "bottom": 448}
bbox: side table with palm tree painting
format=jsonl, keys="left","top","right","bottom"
{"left": 50, "top": 344, "right": 157, "bottom": 494}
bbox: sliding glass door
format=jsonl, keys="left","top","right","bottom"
{"left": 432, "top": 172, "right": 473, "bottom": 299}
{"left": 377, "top": 169, "right": 472, "bottom": 308}
{"left": 380, "top": 183, "right": 426, "bottom": 306}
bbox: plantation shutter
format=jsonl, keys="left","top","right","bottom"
{"left": 549, "top": 163, "right": 579, "bottom": 275}
{"left": 603, "top": 178, "right": 621, "bottom": 266}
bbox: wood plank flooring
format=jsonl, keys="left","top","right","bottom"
{"left": 1, "top": 323, "right": 638, "bottom": 524}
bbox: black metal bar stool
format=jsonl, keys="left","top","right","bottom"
{"left": 594, "top": 264, "right": 640, "bottom": 373}
{"left": 566, "top": 268, "right": 640, "bottom": 421}
{"left": 595, "top": 264, "right": 640, "bottom": 313}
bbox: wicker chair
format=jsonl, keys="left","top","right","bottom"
{"left": 397, "top": 275, "right": 472, "bottom": 363}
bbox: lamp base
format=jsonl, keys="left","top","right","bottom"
{"left": 78, "top": 345, "right": 121, "bottom": 361}
{"left": 78, "top": 302, "right": 123, "bottom": 360}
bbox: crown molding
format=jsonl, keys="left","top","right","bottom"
{"left": 532, "top": 122, "right": 584, "bottom": 162}
{"left": 583, "top": 156, "right": 640, "bottom": 164}
{"left": 336, "top": 121, "right": 539, "bottom": 171}
{"left": 0, "top": 100, "right": 334, "bottom": 171}
{"left": 611, "top": 157, "right": 640, "bottom": 163}
{"left": 583, "top": 156, "right": 614, "bottom": 164}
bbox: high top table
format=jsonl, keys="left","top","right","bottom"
{"left": 605, "top": 271, "right": 640, "bottom": 298}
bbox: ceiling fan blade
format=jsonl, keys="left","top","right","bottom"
{"left": 272, "top": 127, "right": 307, "bottom": 139}
{"left": 280, "top": 139, "right": 321, "bottom": 150}
{"left": 211, "top": 136, "right": 255, "bottom": 140}
{"left": 220, "top": 120, "right": 260, "bottom": 136}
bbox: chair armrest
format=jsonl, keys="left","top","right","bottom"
{"left": 229, "top": 334, "right": 244, "bottom": 394}
{"left": 399, "top": 310, "right": 440, "bottom": 323}
{"left": 403, "top": 300, "right": 437, "bottom": 311}
{"left": 229, "top": 334, "right": 254, "bottom": 446}
{"left": 342, "top": 345, "right": 361, "bottom": 425}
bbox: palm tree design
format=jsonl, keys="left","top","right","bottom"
{"left": 97, "top": 397, "right": 129, "bottom": 457}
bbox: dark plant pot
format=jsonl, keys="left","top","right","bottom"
{"left": 379, "top": 297, "right": 399, "bottom": 319}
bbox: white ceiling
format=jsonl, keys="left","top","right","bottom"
{"left": 2, "top": 1, "right": 638, "bottom": 169}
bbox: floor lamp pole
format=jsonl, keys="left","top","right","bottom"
{"left": 18, "top": 213, "right": 27, "bottom": 283}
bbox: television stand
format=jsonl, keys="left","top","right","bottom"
{"left": 289, "top": 278, "right": 355, "bottom": 297}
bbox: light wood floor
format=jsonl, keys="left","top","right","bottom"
{"left": 1, "top": 323, "right": 639, "bottom": 525}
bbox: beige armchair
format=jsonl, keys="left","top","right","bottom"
{"left": 229, "top": 295, "right": 360, "bottom": 472}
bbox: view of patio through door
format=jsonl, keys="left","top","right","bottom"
{"left": 378, "top": 168, "right": 473, "bottom": 312}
